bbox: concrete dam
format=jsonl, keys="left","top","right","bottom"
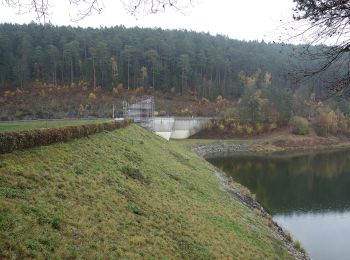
{"left": 152, "top": 117, "right": 209, "bottom": 141}
{"left": 121, "top": 96, "right": 209, "bottom": 140}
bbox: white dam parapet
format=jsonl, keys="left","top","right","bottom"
{"left": 152, "top": 117, "right": 209, "bottom": 140}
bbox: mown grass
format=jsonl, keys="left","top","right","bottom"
{"left": 0, "top": 124, "right": 292, "bottom": 258}
{"left": 0, "top": 119, "right": 109, "bottom": 132}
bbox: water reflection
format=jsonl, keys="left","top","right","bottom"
{"left": 207, "top": 150, "right": 350, "bottom": 260}
{"left": 208, "top": 150, "right": 350, "bottom": 215}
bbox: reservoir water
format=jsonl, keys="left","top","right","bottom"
{"left": 207, "top": 150, "right": 350, "bottom": 260}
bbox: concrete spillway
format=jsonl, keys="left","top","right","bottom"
{"left": 152, "top": 117, "right": 209, "bottom": 140}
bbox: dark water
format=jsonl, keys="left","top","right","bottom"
{"left": 207, "top": 150, "right": 350, "bottom": 260}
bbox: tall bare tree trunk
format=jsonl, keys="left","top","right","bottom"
{"left": 70, "top": 59, "right": 74, "bottom": 85}
{"left": 92, "top": 55, "right": 96, "bottom": 88}
{"left": 127, "top": 59, "right": 130, "bottom": 90}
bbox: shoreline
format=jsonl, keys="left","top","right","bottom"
{"left": 192, "top": 136, "right": 350, "bottom": 158}
{"left": 188, "top": 137, "right": 350, "bottom": 260}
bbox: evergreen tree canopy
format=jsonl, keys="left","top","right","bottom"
{"left": 0, "top": 23, "right": 330, "bottom": 99}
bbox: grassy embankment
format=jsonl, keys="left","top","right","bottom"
{"left": 0, "top": 119, "right": 109, "bottom": 133}
{"left": 0, "top": 124, "right": 293, "bottom": 258}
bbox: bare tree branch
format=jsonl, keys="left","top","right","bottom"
{"left": 69, "top": 0, "right": 103, "bottom": 22}
{"left": 2, "top": 0, "right": 194, "bottom": 24}
{"left": 285, "top": 0, "right": 350, "bottom": 98}
{"left": 120, "top": 0, "right": 194, "bottom": 16}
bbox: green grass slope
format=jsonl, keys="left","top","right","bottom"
{"left": 0, "top": 124, "right": 292, "bottom": 259}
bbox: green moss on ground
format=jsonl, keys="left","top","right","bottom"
{"left": 0, "top": 124, "right": 292, "bottom": 259}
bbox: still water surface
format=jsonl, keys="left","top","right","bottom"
{"left": 207, "top": 150, "right": 350, "bottom": 260}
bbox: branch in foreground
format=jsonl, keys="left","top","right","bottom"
{"left": 3, "top": 0, "right": 194, "bottom": 23}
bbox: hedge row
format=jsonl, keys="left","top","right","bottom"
{"left": 0, "top": 120, "right": 130, "bottom": 154}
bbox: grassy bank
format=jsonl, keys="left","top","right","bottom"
{"left": 0, "top": 124, "right": 293, "bottom": 258}
{"left": 0, "top": 119, "right": 109, "bottom": 133}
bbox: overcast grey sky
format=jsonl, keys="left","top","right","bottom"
{"left": 0, "top": 0, "right": 295, "bottom": 42}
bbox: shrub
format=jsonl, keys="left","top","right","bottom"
{"left": 168, "top": 172, "right": 181, "bottom": 182}
{"left": 255, "top": 123, "right": 264, "bottom": 134}
{"left": 112, "top": 87, "right": 119, "bottom": 95}
{"left": 135, "top": 87, "right": 145, "bottom": 95}
{"left": 88, "top": 92, "right": 97, "bottom": 102}
{"left": 233, "top": 122, "right": 244, "bottom": 135}
{"left": 218, "top": 122, "right": 225, "bottom": 131}
{"left": 128, "top": 203, "right": 144, "bottom": 215}
{"left": 291, "top": 116, "right": 309, "bottom": 135}
{"left": 294, "top": 240, "right": 306, "bottom": 253}
{"left": 204, "top": 120, "right": 213, "bottom": 130}
{"left": 51, "top": 217, "right": 61, "bottom": 230}
{"left": 268, "top": 122, "right": 277, "bottom": 131}
{"left": 0, "top": 120, "right": 130, "bottom": 154}
{"left": 313, "top": 108, "right": 338, "bottom": 136}
{"left": 122, "top": 165, "right": 149, "bottom": 184}
{"left": 243, "top": 125, "right": 254, "bottom": 135}
{"left": 336, "top": 109, "right": 348, "bottom": 134}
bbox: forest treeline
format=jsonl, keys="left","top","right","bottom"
{"left": 0, "top": 23, "right": 312, "bottom": 98}
{"left": 2, "top": 22, "right": 350, "bottom": 136}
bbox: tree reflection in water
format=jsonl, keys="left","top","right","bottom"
{"left": 208, "top": 149, "right": 350, "bottom": 260}
{"left": 208, "top": 150, "right": 350, "bottom": 215}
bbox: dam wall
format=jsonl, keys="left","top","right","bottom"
{"left": 152, "top": 117, "right": 209, "bottom": 140}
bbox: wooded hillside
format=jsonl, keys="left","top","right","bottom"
{"left": 0, "top": 23, "right": 315, "bottom": 98}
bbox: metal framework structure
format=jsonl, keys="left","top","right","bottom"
{"left": 123, "top": 96, "right": 155, "bottom": 129}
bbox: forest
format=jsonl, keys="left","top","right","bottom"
{"left": 0, "top": 23, "right": 322, "bottom": 96}
{"left": 1, "top": 22, "right": 350, "bottom": 136}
